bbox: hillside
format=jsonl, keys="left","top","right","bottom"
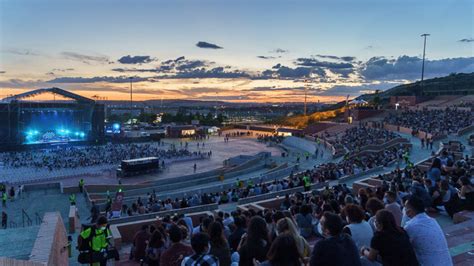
{"left": 360, "top": 72, "right": 474, "bottom": 100}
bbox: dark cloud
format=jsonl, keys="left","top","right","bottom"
{"left": 196, "top": 41, "right": 223, "bottom": 49}
{"left": 175, "top": 56, "right": 185, "bottom": 62}
{"left": 0, "top": 71, "right": 6, "bottom": 74}
{"left": 257, "top": 56, "right": 277, "bottom": 59}
{"left": 61, "top": 52, "right": 112, "bottom": 64}
{"left": 173, "top": 67, "right": 250, "bottom": 79}
{"left": 52, "top": 68, "right": 75, "bottom": 72}
{"left": 262, "top": 66, "right": 318, "bottom": 79}
{"left": 175, "top": 60, "right": 207, "bottom": 71}
{"left": 270, "top": 48, "right": 289, "bottom": 54}
{"left": 458, "top": 38, "right": 474, "bottom": 43}
{"left": 118, "top": 55, "right": 156, "bottom": 64}
{"left": 47, "top": 76, "right": 158, "bottom": 83}
{"left": 2, "top": 48, "right": 40, "bottom": 56}
{"left": 360, "top": 55, "right": 474, "bottom": 80}
{"left": 295, "top": 58, "right": 354, "bottom": 69}
{"left": 315, "top": 55, "right": 356, "bottom": 62}
{"left": 272, "top": 63, "right": 282, "bottom": 69}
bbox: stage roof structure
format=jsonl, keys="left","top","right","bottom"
{"left": 1, "top": 87, "right": 95, "bottom": 104}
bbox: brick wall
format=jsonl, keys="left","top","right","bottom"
{"left": 29, "top": 212, "right": 68, "bottom": 266}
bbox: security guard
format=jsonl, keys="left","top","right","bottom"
{"left": 303, "top": 175, "right": 311, "bottom": 192}
{"left": 69, "top": 193, "right": 76, "bottom": 206}
{"left": 79, "top": 216, "right": 112, "bottom": 266}
{"left": 79, "top": 179, "right": 85, "bottom": 193}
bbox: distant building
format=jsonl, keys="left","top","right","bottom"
{"left": 167, "top": 125, "right": 196, "bottom": 138}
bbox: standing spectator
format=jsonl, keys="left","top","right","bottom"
{"left": 360, "top": 210, "right": 418, "bottom": 266}
{"left": 208, "top": 222, "right": 231, "bottom": 266}
{"left": 238, "top": 216, "right": 269, "bottom": 266}
{"left": 160, "top": 225, "right": 193, "bottom": 266}
{"left": 132, "top": 225, "right": 151, "bottom": 262}
{"left": 181, "top": 232, "right": 219, "bottom": 266}
{"left": 342, "top": 204, "right": 373, "bottom": 250}
{"left": 89, "top": 201, "right": 100, "bottom": 224}
{"left": 310, "top": 212, "right": 361, "bottom": 266}
{"left": 1, "top": 211, "right": 6, "bottom": 229}
{"left": 259, "top": 233, "right": 302, "bottom": 266}
{"left": 404, "top": 196, "right": 452, "bottom": 266}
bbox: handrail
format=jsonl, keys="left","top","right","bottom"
{"left": 34, "top": 212, "right": 42, "bottom": 225}
{"left": 22, "top": 209, "right": 32, "bottom": 227}
{"left": 9, "top": 221, "right": 17, "bottom": 228}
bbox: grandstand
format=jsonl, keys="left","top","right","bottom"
{"left": 0, "top": 94, "right": 473, "bottom": 266}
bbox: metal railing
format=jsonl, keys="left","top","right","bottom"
{"left": 22, "top": 209, "right": 32, "bottom": 227}
{"left": 34, "top": 212, "right": 42, "bottom": 225}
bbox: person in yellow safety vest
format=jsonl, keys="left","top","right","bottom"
{"left": 79, "top": 216, "right": 112, "bottom": 266}
{"left": 1, "top": 192, "right": 6, "bottom": 207}
{"left": 69, "top": 193, "right": 76, "bottom": 206}
{"left": 248, "top": 179, "right": 254, "bottom": 188}
{"left": 79, "top": 179, "right": 85, "bottom": 193}
{"left": 303, "top": 175, "right": 311, "bottom": 192}
{"left": 403, "top": 151, "right": 410, "bottom": 164}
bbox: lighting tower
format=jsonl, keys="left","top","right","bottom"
{"left": 420, "top": 33, "right": 430, "bottom": 93}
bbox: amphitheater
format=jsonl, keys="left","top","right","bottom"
{"left": 0, "top": 100, "right": 473, "bottom": 266}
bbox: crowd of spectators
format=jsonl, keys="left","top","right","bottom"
{"left": 126, "top": 172, "right": 460, "bottom": 266}
{"left": 0, "top": 142, "right": 208, "bottom": 170}
{"left": 383, "top": 108, "right": 473, "bottom": 136}
{"left": 117, "top": 143, "right": 406, "bottom": 218}
{"left": 326, "top": 126, "right": 399, "bottom": 154}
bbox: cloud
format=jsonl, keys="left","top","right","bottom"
{"left": 458, "top": 38, "right": 474, "bottom": 43}
{"left": 117, "top": 55, "right": 156, "bottom": 64}
{"left": 315, "top": 54, "right": 356, "bottom": 62}
{"left": 47, "top": 76, "right": 158, "bottom": 83}
{"left": 2, "top": 48, "right": 40, "bottom": 56}
{"left": 196, "top": 41, "right": 223, "bottom": 49}
{"left": 52, "top": 68, "right": 75, "bottom": 72}
{"left": 360, "top": 55, "right": 474, "bottom": 80}
{"left": 262, "top": 66, "right": 317, "bottom": 78}
{"left": 270, "top": 48, "right": 289, "bottom": 54}
{"left": 295, "top": 58, "right": 354, "bottom": 69}
{"left": 61, "top": 52, "right": 112, "bottom": 64}
{"left": 247, "top": 86, "right": 306, "bottom": 92}
{"left": 0, "top": 71, "right": 6, "bottom": 74}
{"left": 257, "top": 56, "right": 277, "bottom": 59}
{"left": 272, "top": 63, "right": 282, "bottom": 69}
{"left": 317, "top": 82, "right": 400, "bottom": 96}
{"left": 175, "top": 60, "right": 207, "bottom": 71}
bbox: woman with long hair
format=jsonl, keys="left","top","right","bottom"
{"left": 208, "top": 221, "right": 231, "bottom": 266}
{"left": 259, "top": 233, "right": 302, "bottom": 266}
{"left": 276, "top": 217, "right": 310, "bottom": 259}
{"left": 146, "top": 230, "right": 165, "bottom": 266}
{"left": 361, "top": 210, "right": 418, "bottom": 266}
{"left": 238, "top": 216, "right": 270, "bottom": 266}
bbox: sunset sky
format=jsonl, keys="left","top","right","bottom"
{"left": 0, "top": 0, "right": 473, "bottom": 103}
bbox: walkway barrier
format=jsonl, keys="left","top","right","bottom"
{"left": 108, "top": 203, "right": 219, "bottom": 225}
{"left": 237, "top": 181, "right": 328, "bottom": 205}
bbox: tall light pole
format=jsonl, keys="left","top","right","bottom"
{"left": 304, "top": 79, "right": 310, "bottom": 116}
{"left": 420, "top": 33, "right": 430, "bottom": 93}
{"left": 129, "top": 77, "right": 133, "bottom": 123}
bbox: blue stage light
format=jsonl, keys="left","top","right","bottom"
{"left": 113, "top": 123, "right": 120, "bottom": 130}
{"left": 79, "top": 132, "right": 85, "bottom": 138}
{"left": 75, "top": 132, "right": 80, "bottom": 136}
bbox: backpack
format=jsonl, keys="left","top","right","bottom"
{"left": 77, "top": 224, "right": 97, "bottom": 252}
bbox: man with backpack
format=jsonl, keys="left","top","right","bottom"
{"left": 78, "top": 216, "right": 114, "bottom": 266}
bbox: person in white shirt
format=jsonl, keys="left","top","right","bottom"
{"left": 404, "top": 196, "right": 452, "bottom": 266}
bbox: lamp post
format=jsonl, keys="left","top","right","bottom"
{"left": 129, "top": 77, "right": 133, "bottom": 124}
{"left": 420, "top": 34, "right": 430, "bottom": 93}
